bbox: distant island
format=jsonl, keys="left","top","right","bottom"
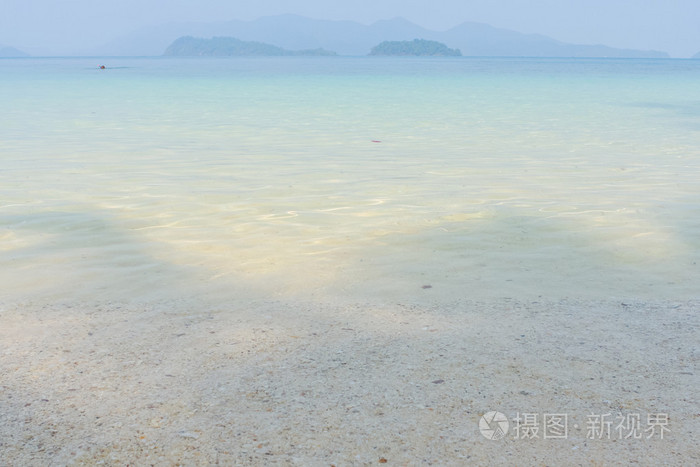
{"left": 164, "top": 36, "right": 336, "bottom": 56}
{"left": 0, "top": 45, "right": 29, "bottom": 57}
{"left": 370, "top": 39, "right": 461, "bottom": 56}
{"left": 101, "top": 15, "right": 670, "bottom": 58}
{"left": 693, "top": 51, "right": 700, "bottom": 59}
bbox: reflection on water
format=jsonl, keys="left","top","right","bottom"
{"left": 1, "top": 57, "right": 699, "bottom": 304}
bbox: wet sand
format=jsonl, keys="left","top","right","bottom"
{"left": 1, "top": 297, "right": 697, "bottom": 465}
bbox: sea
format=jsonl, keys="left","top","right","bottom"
{"left": 1, "top": 56, "right": 699, "bottom": 306}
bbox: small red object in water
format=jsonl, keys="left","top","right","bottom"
{"left": 99, "top": 65, "right": 106, "bottom": 69}
{"left": 371, "top": 140, "right": 381, "bottom": 143}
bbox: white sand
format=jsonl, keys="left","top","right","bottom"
{"left": 1, "top": 297, "right": 697, "bottom": 465}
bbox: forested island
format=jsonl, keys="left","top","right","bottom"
{"left": 164, "top": 36, "right": 336, "bottom": 56}
{"left": 370, "top": 39, "right": 461, "bottom": 56}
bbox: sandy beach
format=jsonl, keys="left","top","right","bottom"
{"left": 1, "top": 296, "right": 697, "bottom": 465}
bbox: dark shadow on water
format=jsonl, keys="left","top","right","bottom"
{"left": 0, "top": 209, "right": 247, "bottom": 307}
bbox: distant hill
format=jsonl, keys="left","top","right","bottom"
{"left": 164, "top": 36, "right": 336, "bottom": 56}
{"left": 437, "top": 21, "right": 668, "bottom": 58}
{"left": 370, "top": 39, "right": 461, "bottom": 56}
{"left": 0, "top": 45, "right": 29, "bottom": 57}
{"left": 693, "top": 51, "right": 700, "bottom": 59}
{"left": 97, "top": 14, "right": 669, "bottom": 58}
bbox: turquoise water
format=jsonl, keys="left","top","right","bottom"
{"left": 1, "top": 57, "right": 699, "bottom": 304}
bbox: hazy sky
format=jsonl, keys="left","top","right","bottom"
{"left": 2, "top": 0, "right": 699, "bottom": 57}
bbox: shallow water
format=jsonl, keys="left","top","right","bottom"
{"left": 1, "top": 57, "right": 699, "bottom": 304}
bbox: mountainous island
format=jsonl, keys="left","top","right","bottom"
{"left": 693, "top": 51, "right": 700, "bottom": 59}
{"left": 101, "top": 15, "right": 669, "bottom": 59}
{"left": 370, "top": 39, "right": 461, "bottom": 56}
{"left": 164, "top": 36, "right": 335, "bottom": 56}
{"left": 0, "top": 45, "right": 29, "bottom": 57}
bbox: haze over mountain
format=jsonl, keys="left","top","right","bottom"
{"left": 0, "top": 45, "right": 29, "bottom": 57}
{"left": 98, "top": 15, "right": 669, "bottom": 58}
{"left": 2, "top": 0, "right": 698, "bottom": 57}
{"left": 164, "top": 36, "right": 335, "bottom": 56}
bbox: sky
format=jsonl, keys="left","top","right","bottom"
{"left": 2, "top": 0, "right": 699, "bottom": 57}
